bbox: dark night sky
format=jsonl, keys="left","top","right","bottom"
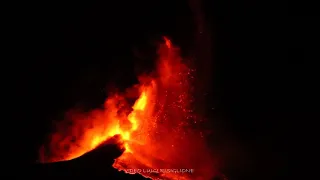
{"left": 4, "top": 0, "right": 317, "bottom": 179}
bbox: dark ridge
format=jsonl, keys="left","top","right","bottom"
{"left": 26, "top": 136, "right": 149, "bottom": 179}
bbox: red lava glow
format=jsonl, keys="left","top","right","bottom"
{"left": 40, "top": 37, "right": 219, "bottom": 180}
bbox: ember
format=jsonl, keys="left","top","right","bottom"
{"left": 40, "top": 37, "right": 220, "bottom": 180}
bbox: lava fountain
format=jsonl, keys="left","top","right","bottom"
{"left": 40, "top": 37, "right": 220, "bottom": 180}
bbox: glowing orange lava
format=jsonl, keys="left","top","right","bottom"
{"left": 40, "top": 37, "right": 219, "bottom": 180}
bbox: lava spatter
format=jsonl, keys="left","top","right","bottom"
{"left": 40, "top": 37, "right": 219, "bottom": 180}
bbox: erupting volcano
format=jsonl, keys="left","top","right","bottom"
{"left": 40, "top": 37, "right": 220, "bottom": 180}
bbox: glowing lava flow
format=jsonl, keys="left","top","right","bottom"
{"left": 40, "top": 37, "right": 218, "bottom": 180}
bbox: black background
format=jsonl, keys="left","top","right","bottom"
{"left": 4, "top": 0, "right": 317, "bottom": 179}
